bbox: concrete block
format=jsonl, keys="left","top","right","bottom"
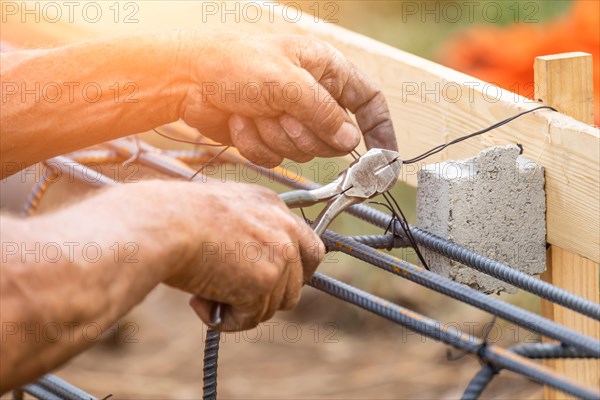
{"left": 416, "top": 145, "right": 546, "bottom": 294}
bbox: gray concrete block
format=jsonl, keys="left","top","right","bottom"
{"left": 416, "top": 145, "right": 546, "bottom": 294}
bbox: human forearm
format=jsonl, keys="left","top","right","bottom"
{"left": 1, "top": 30, "right": 398, "bottom": 178}
{"left": 0, "top": 178, "right": 324, "bottom": 391}
{"left": 0, "top": 31, "right": 195, "bottom": 174}
{"left": 0, "top": 183, "right": 189, "bottom": 391}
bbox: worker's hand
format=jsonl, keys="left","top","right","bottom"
{"left": 180, "top": 32, "right": 397, "bottom": 165}
{"left": 162, "top": 179, "right": 324, "bottom": 331}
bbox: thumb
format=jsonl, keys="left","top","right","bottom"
{"left": 189, "top": 295, "right": 215, "bottom": 327}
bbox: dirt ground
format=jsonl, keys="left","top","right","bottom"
{"left": 6, "top": 282, "right": 542, "bottom": 400}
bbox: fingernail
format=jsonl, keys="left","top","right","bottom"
{"left": 280, "top": 116, "right": 303, "bottom": 138}
{"left": 334, "top": 122, "right": 360, "bottom": 151}
{"left": 230, "top": 114, "right": 245, "bottom": 134}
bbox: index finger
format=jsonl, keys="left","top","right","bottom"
{"left": 293, "top": 37, "right": 398, "bottom": 151}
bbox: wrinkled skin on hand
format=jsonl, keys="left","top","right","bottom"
{"left": 181, "top": 32, "right": 398, "bottom": 165}
{"left": 0, "top": 28, "right": 394, "bottom": 389}
{"left": 162, "top": 179, "right": 324, "bottom": 331}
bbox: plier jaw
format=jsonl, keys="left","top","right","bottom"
{"left": 281, "top": 148, "right": 402, "bottom": 235}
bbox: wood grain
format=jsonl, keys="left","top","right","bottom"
{"left": 535, "top": 53, "right": 600, "bottom": 399}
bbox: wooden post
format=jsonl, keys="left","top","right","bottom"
{"left": 534, "top": 52, "right": 600, "bottom": 399}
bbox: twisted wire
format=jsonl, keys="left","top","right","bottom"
{"left": 106, "top": 139, "right": 199, "bottom": 179}
{"left": 322, "top": 231, "right": 600, "bottom": 357}
{"left": 23, "top": 151, "right": 119, "bottom": 217}
{"left": 65, "top": 149, "right": 119, "bottom": 164}
{"left": 23, "top": 167, "right": 57, "bottom": 216}
{"left": 164, "top": 149, "right": 216, "bottom": 163}
{"left": 202, "top": 329, "right": 221, "bottom": 400}
{"left": 309, "top": 272, "right": 598, "bottom": 399}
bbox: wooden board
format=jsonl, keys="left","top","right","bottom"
{"left": 541, "top": 247, "right": 600, "bottom": 399}
{"left": 2, "top": 1, "right": 599, "bottom": 262}
{"left": 535, "top": 52, "right": 600, "bottom": 399}
{"left": 534, "top": 53, "right": 595, "bottom": 123}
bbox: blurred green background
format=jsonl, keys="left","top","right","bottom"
{"left": 308, "top": 0, "right": 572, "bottom": 59}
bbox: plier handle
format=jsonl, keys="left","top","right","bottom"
{"left": 208, "top": 148, "right": 402, "bottom": 329}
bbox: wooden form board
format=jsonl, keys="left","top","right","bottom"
{"left": 535, "top": 52, "right": 599, "bottom": 399}
{"left": 5, "top": 1, "right": 598, "bottom": 263}
{"left": 542, "top": 247, "right": 600, "bottom": 399}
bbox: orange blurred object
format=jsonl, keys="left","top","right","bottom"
{"left": 439, "top": 0, "right": 599, "bottom": 125}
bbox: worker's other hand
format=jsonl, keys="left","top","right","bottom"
{"left": 180, "top": 32, "right": 397, "bottom": 166}
{"left": 162, "top": 179, "right": 324, "bottom": 331}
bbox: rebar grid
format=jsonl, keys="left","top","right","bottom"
{"left": 309, "top": 272, "right": 598, "bottom": 399}
{"left": 15, "top": 135, "right": 600, "bottom": 400}
{"left": 323, "top": 231, "right": 599, "bottom": 357}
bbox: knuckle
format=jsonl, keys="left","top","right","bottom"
{"left": 358, "top": 89, "right": 386, "bottom": 117}
{"left": 257, "top": 155, "right": 284, "bottom": 168}
{"left": 291, "top": 134, "right": 327, "bottom": 156}
{"left": 280, "top": 213, "right": 301, "bottom": 233}
{"left": 307, "top": 37, "right": 336, "bottom": 59}
{"left": 281, "top": 291, "right": 301, "bottom": 311}
{"left": 259, "top": 264, "right": 281, "bottom": 288}
{"left": 238, "top": 147, "right": 283, "bottom": 167}
{"left": 278, "top": 34, "right": 301, "bottom": 47}
{"left": 254, "top": 186, "right": 282, "bottom": 205}
{"left": 312, "top": 100, "right": 339, "bottom": 132}
{"left": 230, "top": 315, "right": 259, "bottom": 332}
{"left": 370, "top": 90, "right": 387, "bottom": 110}
{"left": 229, "top": 291, "right": 253, "bottom": 309}
{"left": 320, "top": 77, "right": 343, "bottom": 99}
{"left": 315, "top": 241, "right": 326, "bottom": 263}
{"left": 302, "top": 240, "right": 325, "bottom": 272}
{"left": 289, "top": 152, "right": 313, "bottom": 163}
{"left": 261, "top": 307, "right": 277, "bottom": 322}
{"left": 320, "top": 39, "right": 342, "bottom": 56}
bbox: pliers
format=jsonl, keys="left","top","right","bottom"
{"left": 209, "top": 148, "right": 402, "bottom": 328}
{"left": 280, "top": 148, "right": 402, "bottom": 235}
